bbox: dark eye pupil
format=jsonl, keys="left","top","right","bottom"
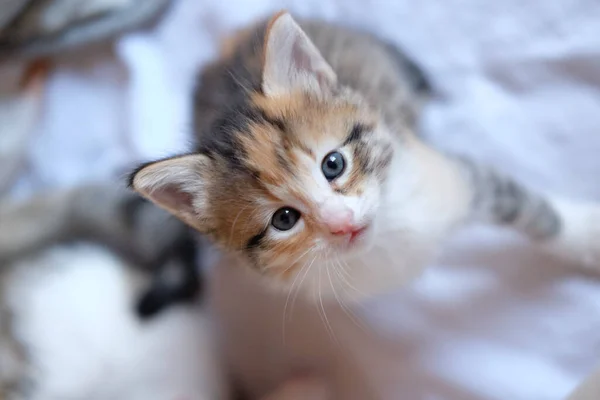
{"left": 322, "top": 151, "right": 345, "bottom": 181}
{"left": 271, "top": 207, "right": 300, "bottom": 231}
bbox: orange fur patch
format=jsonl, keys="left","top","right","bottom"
{"left": 199, "top": 90, "right": 379, "bottom": 278}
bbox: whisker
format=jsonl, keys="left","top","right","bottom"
{"left": 331, "top": 255, "right": 369, "bottom": 332}
{"left": 239, "top": 208, "right": 263, "bottom": 238}
{"left": 281, "top": 249, "right": 315, "bottom": 341}
{"left": 335, "top": 257, "right": 367, "bottom": 298}
{"left": 261, "top": 246, "right": 312, "bottom": 273}
{"left": 282, "top": 255, "right": 310, "bottom": 343}
{"left": 318, "top": 263, "right": 338, "bottom": 345}
{"left": 326, "top": 258, "right": 351, "bottom": 343}
{"left": 228, "top": 203, "right": 252, "bottom": 247}
{"left": 289, "top": 253, "right": 318, "bottom": 321}
{"left": 227, "top": 69, "right": 252, "bottom": 94}
{"left": 280, "top": 247, "right": 313, "bottom": 274}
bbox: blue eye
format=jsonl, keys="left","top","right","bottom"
{"left": 322, "top": 151, "right": 345, "bottom": 181}
{"left": 271, "top": 207, "right": 301, "bottom": 231}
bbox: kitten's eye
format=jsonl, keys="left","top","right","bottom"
{"left": 322, "top": 151, "right": 345, "bottom": 181}
{"left": 271, "top": 207, "right": 301, "bottom": 231}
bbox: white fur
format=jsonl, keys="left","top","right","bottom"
{"left": 264, "top": 130, "right": 380, "bottom": 254}
{"left": 540, "top": 198, "right": 600, "bottom": 270}
{"left": 4, "top": 244, "right": 226, "bottom": 400}
{"left": 233, "top": 134, "right": 600, "bottom": 305}
{"left": 250, "top": 137, "right": 474, "bottom": 303}
{"left": 312, "top": 141, "right": 468, "bottom": 300}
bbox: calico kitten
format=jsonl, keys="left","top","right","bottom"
{"left": 130, "top": 11, "right": 600, "bottom": 302}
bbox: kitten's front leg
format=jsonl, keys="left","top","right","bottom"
{"left": 407, "top": 138, "right": 600, "bottom": 270}
{"left": 455, "top": 154, "right": 600, "bottom": 269}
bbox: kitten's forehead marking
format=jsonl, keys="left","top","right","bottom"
{"left": 238, "top": 95, "right": 382, "bottom": 201}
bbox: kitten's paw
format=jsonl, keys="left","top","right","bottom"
{"left": 261, "top": 375, "right": 330, "bottom": 400}
{"left": 542, "top": 199, "right": 600, "bottom": 271}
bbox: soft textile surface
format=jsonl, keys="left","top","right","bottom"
{"left": 8, "top": 0, "right": 600, "bottom": 399}
{"left": 568, "top": 365, "right": 600, "bottom": 400}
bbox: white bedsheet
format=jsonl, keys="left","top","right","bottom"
{"left": 10, "top": 0, "right": 600, "bottom": 399}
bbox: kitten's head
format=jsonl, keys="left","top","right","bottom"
{"left": 130, "top": 12, "right": 395, "bottom": 295}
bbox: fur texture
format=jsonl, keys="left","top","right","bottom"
{"left": 0, "top": 182, "right": 206, "bottom": 397}
{"left": 1, "top": 244, "right": 224, "bottom": 400}
{"left": 0, "top": 182, "right": 323, "bottom": 399}
{"left": 0, "top": 182, "right": 204, "bottom": 318}
{"left": 131, "top": 11, "right": 600, "bottom": 303}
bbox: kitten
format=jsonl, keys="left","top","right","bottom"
{"left": 130, "top": 11, "right": 600, "bottom": 303}
{"left": 0, "top": 182, "right": 206, "bottom": 397}
{"left": 0, "top": 182, "right": 202, "bottom": 318}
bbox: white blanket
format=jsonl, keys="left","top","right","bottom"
{"left": 10, "top": 0, "right": 600, "bottom": 398}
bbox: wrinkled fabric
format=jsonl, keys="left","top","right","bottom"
{"left": 0, "top": 0, "right": 133, "bottom": 39}
{"left": 0, "top": 0, "right": 32, "bottom": 31}
{"left": 568, "top": 365, "right": 600, "bottom": 400}
{"left": 0, "top": 0, "right": 170, "bottom": 60}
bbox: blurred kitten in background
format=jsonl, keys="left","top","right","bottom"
{"left": 0, "top": 183, "right": 211, "bottom": 399}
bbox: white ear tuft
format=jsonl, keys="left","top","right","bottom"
{"left": 130, "top": 154, "right": 211, "bottom": 230}
{"left": 262, "top": 12, "right": 337, "bottom": 97}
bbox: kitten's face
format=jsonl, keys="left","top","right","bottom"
{"left": 204, "top": 92, "right": 394, "bottom": 279}
{"left": 131, "top": 12, "right": 395, "bottom": 294}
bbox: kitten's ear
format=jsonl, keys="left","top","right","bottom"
{"left": 129, "top": 154, "right": 211, "bottom": 231}
{"left": 262, "top": 11, "right": 337, "bottom": 97}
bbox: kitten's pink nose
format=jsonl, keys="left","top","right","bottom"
{"left": 321, "top": 208, "right": 355, "bottom": 235}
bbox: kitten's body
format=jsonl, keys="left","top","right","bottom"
{"left": 132, "top": 12, "right": 600, "bottom": 304}
{"left": 183, "top": 14, "right": 600, "bottom": 398}
{"left": 190, "top": 16, "right": 442, "bottom": 297}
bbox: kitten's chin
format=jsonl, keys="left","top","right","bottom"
{"left": 336, "top": 223, "right": 377, "bottom": 257}
{"left": 273, "top": 233, "right": 431, "bottom": 304}
{"left": 223, "top": 227, "right": 430, "bottom": 303}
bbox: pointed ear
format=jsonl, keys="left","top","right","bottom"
{"left": 129, "top": 154, "right": 212, "bottom": 231}
{"left": 262, "top": 11, "right": 337, "bottom": 97}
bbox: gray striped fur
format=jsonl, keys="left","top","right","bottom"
{"left": 0, "top": 183, "right": 184, "bottom": 266}
{"left": 456, "top": 156, "right": 562, "bottom": 240}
